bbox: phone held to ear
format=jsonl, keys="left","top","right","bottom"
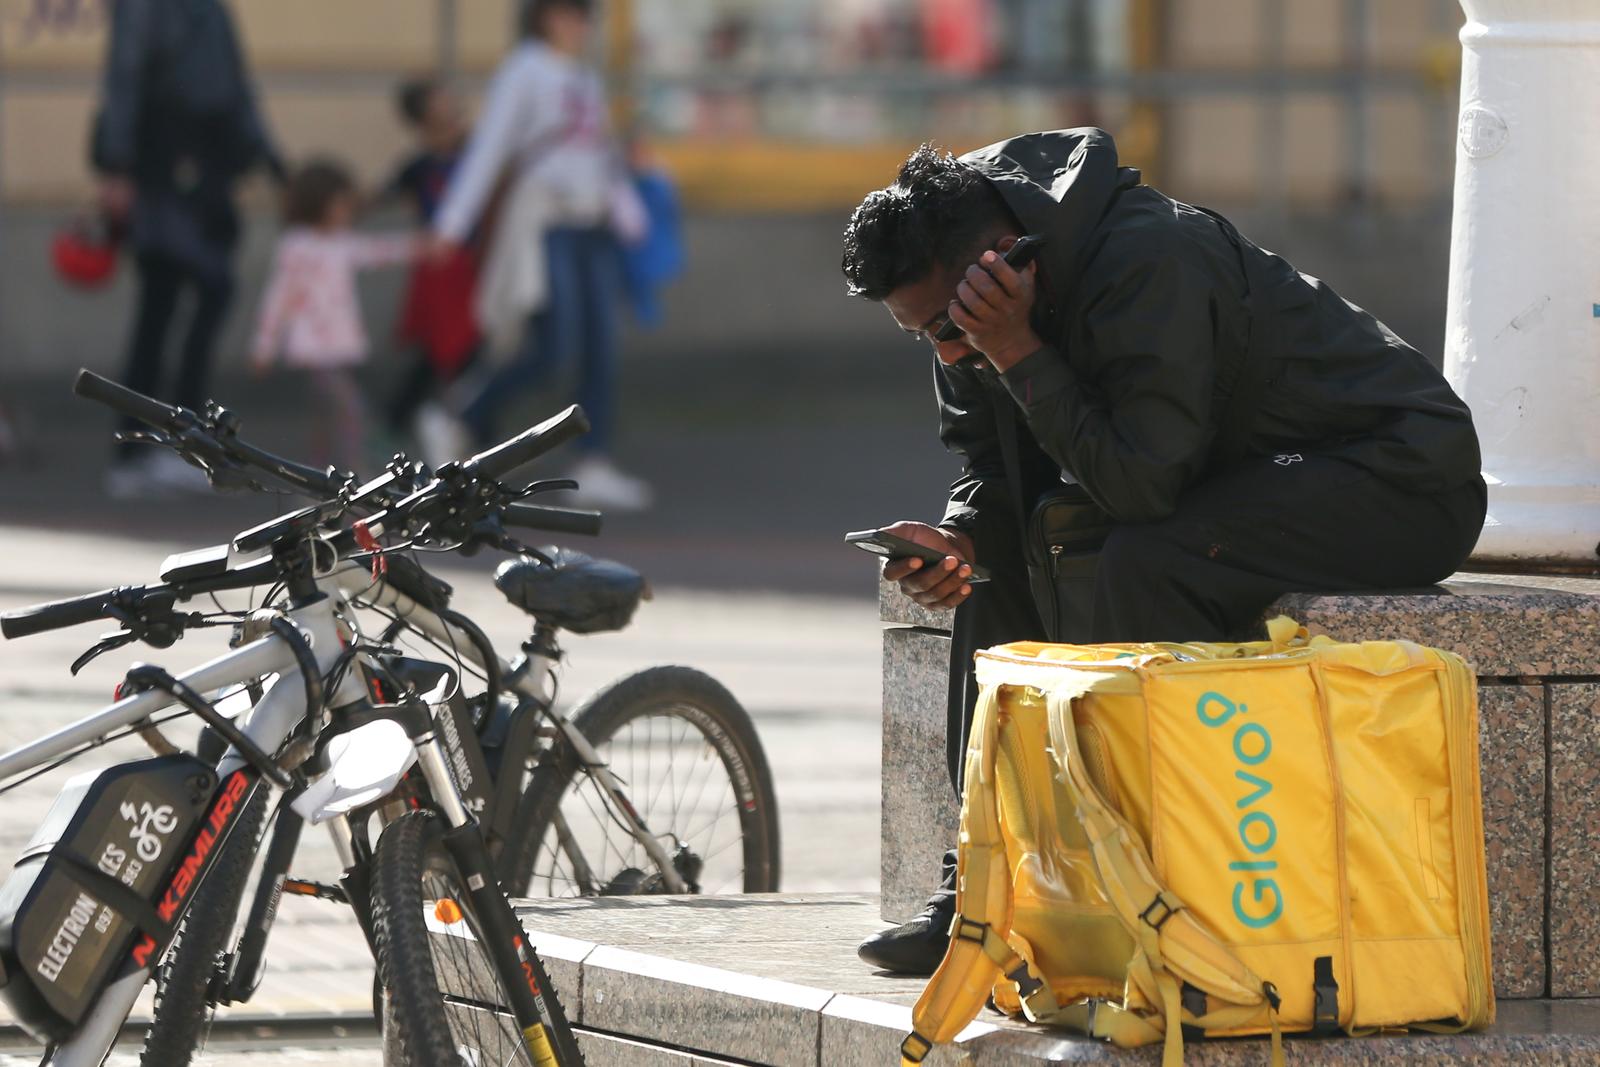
{"left": 844, "top": 529, "right": 992, "bottom": 584}
{"left": 933, "top": 233, "right": 1047, "bottom": 344}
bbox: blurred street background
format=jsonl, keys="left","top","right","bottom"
{"left": 0, "top": 0, "right": 1470, "bottom": 1062}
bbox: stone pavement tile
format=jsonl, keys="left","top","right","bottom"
{"left": 517, "top": 892, "right": 888, "bottom": 949}
{"left": 821, "top": 993, "right": 994, "bottom": 1067}
{"left": 581, "top": 945, "right": 830, "bottom": 1067}
{"left": 1476, "top": 685, "right": 1546, "bottom": 997}
{"left": 578, "top": 1030, "right": 746, "bottom": 1066}
{"left": 881, "top": 626, "right": 958, "bottom": 922}
{"left": 1549, "top": 683, "right": 1600, "bottom": 997}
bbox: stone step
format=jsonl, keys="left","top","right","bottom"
{"left": 879, "top": 575, "right": 1600, "bottom": 1000}
{"left": 425, "top": 893, "right": 1600, "bottom": 1066}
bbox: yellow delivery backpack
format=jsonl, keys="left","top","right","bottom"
{"left": 901, "top": 618, "right": 1494, "bottom": 1067}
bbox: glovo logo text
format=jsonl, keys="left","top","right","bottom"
{"left": 1196, "top": 691, "right": 1282, "bottom": 929}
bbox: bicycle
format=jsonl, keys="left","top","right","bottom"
{"left": 0, "top": 372, "right": 775, "bottom": 1065}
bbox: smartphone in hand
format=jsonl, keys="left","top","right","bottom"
{"left": 933, "top": 234, "right": 1047, "bottom": 343}
{"left": 845, "top": 529, "right": 991, "bottom": 583}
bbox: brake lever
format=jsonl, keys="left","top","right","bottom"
{"left": 70, "top": 631, "right": 137, "bottom": 675}
{"left": 114, "top": 429, "right": 180, "bottom": 449}
{"left": 518, "top": 478, "right": 579, "bottom": 498}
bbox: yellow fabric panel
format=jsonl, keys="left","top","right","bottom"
{"left": 998, "top": 688, "right": 1133, "bottom": 996}
{"left": 1350, "top": 937, "right": 1471, "bottom": 1028}
{"left": 1143, "top": 665, "right": 1344, "bottom": 950}
{"left": 1322, "top": 663, "right": 1462, "bottom": 942}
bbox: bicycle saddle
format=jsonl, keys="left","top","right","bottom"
{"left": 493, "top": 549, "right": 646, "bottom": 634}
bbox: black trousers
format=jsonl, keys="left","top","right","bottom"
{"left": 115, "top": 252, "right": 234, "bottom": 457}
{"left": 928, "top": 455, "right": 1487, "bottom": 909}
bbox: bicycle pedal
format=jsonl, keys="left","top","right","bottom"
{"left": 283, "top": 877, "right": 349, "bottom": 904}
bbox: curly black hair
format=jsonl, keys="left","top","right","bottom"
{"left": 841, "top": 143, "right": 1012, "bottom": 300}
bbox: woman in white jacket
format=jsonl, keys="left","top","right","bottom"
{"left": 434, "top": 0, "right": 651, "bottom": 510}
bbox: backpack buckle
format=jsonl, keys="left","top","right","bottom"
{"left": 900, "top": 1031, "right": 932, "bottom": 1064}
{"left": 1139, "top": 891, "right": 1181, "bottom": 930}
{"left": 949, "top": 915, "right": 990, "bottom": 945}
{"left": 1006, "top": 961, "right": 1057, "bottom": 1022}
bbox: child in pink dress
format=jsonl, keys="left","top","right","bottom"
{"left": 251, "top": 160, "right": 418, "bottom": 473}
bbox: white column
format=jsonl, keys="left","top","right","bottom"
{"left": 1444, "top": 0, "right": 1600, "bottom": 565}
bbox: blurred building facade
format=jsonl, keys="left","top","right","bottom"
{"left": 0, "top": 0, "right": 1466, "bottom": 381}
{"left": 1, "top": 0, "right": 1461, "bottom": 210}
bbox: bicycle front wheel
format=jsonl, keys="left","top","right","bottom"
{"left": 371, "top": 810, "right": 583, "bottom": 1067}
{"left": 504, "top": 666, "right": 780, "bottom": 898}
{"left": 139, "top": 785, "right": 270, "bottom": 1067}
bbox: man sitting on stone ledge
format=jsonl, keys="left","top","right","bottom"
{"left": 840, "top": 128, "right": 1486, "bottom": 976}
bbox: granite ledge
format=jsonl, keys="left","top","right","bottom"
{"left": 882, "top": 574, "right": 1600, "bottom": 677}
{"left": 881, "top": 582, "right": 954, "bottom": 631}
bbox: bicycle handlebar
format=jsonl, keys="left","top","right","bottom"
{"left": 74, "top": 369, "right": 185, "bottom": 431}
{"left": 502, "top": 503, "right": 603, "bottom": 538}
{"left": 464, "top": 405, "right": 589, "bottom": 482}
{"left": 0, "top": 587, "right": 123, "bottom": 639}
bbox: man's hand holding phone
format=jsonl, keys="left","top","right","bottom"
{"left": 873, "top": 521, "right": 978, "bottom": 611}
{"left": 945, "top": 236, "right": 1043, "bottom": 373}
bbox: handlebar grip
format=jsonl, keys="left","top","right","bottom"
{"left": 1, "top": 588, "right": 116, "bottom": 639}
{"left": 502, "top": 503, "right": 603, "bottom": 537}
{"left": 74, "top": 369, "right": 184, "bottom": 430}
{"left": 466, "top": 405, "right": 589, "bottom": 481}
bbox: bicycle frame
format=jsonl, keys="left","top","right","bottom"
{"left": 329, "top": 562, "right": 689, "bottom": 894}
{"left": 0, "top": 593, "right": 365, "bottom": 1067}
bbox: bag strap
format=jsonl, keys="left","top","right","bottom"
{"left": 990, "top": 375, "right": 1030, "bottom": 540}
{"left": 901, "top": 686, "right": 1031, "bottom": 1064}
{"left": 1195, "top": 207, "right": 1273, "bottom": 471}
{"left": 1042, "top": 677, "right": 1284, "bottom": 1065}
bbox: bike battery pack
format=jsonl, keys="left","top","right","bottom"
{"left": 0, "top": 754, "right": 215, "bottom": 1042}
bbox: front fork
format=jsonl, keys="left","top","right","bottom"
{"left": 413, "top": 732, "right": 577, "bottom": 1066}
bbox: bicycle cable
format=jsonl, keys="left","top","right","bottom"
{"left": 0, "top": 707, "right": 197, "bottom": 798}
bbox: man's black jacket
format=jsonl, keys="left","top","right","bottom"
{"left": 937, "top": 128, "right": 1482, "bottom": 536}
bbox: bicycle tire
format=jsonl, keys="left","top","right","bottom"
{"left": 371, "top": 810, "right": 584, "bottom": 1066}
{"left": 138, "top": 786, "right": 270, "bottom": 1067}
{"left": 503, "top": 665, "right": 780, "bottom": 897}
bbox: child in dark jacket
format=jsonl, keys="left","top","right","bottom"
{"left": 382, "top": 78, "right": 479, "bottom": 465}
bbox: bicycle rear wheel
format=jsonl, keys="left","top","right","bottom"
{"left": 503, "top": 666, "right": 780, "bottom": 897}
{"left": 371, "top": 810, "right": 583, "bottom": 1066}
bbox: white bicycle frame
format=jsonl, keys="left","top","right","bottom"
{"left": 0, "top": 551, "right": 683, "bottom": 1065}
{"left": 0, "top": 590, "right": 373, "bottom": 1067}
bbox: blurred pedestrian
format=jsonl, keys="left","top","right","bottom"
{"left": 379, "top": 77, "right": 480, "bottom": 468}
{"left": 618, "top": 132, "right": 686, "bottom": 330}
{"left": 433, "top": 0, "right": 653, "bottom": 511}
{"left": 92, "top": 0, "right": 285, "bottom": 498}
{"left": 250, "top": 161, "right": 420, "bottom": 474}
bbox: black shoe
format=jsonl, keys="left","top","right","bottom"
{"left": 857, "top": 901, "right": 952, "bottom": 976}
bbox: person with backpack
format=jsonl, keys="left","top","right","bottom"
{"left": 840, "top": 130, "right": 1486, "bottom": 975}
{"left": 431, "top": 0, "right": 653, "bottom": 511}
{"left": 92, "top": 0, "right": 284, "bottom": 497}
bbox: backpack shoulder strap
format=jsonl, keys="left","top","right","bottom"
{"left": 1043, "top": 680, "right": 1285, "bottom": 1066}
{"left": 901, "top": 685, "right": 1038, "bottom": 1064}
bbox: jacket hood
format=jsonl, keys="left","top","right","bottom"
{"left": 959, "top": 128, "right": 1141, "bottom": 301}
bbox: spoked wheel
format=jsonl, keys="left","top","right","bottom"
{"left": 372, "top": 811, "right": 583, "bottom": 1066}
{"left": 503, "top": 666, "right": 780, "bottom": 898}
